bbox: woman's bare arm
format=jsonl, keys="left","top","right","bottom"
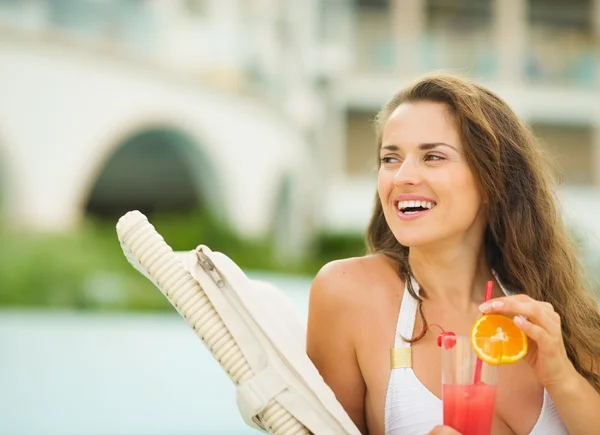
{"left": 307, "top": 260, "right": 368, "bottom": 434}
{"left": 544, "top": 354, "right": 600, "bottom": 434}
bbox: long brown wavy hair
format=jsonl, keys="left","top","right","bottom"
{"left": 366, "top": 73, "right": 600, "bottom": 390}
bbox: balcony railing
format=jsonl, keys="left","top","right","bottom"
{"left": 351, "top": 2, "right": 598, "bottom": 88}
{"left": 0, "top": 0, "right": 157, "bottom": 54}
{"left": 526, "top": 24, "right": 597, "bottom": 87}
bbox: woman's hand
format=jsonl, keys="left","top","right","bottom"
{"left": 479, "top": 294, "right": 577, "bottom": 388}
{"left": 428, "top": 425, "right": 462, "bottom": 434}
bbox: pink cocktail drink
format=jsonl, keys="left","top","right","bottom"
{"left": 441, "top": 335, "right": 500, "bottom": 435}
{"left": 443, "top": 383, "right": 496, "bottom": 435}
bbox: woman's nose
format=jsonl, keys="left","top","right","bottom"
{"left": 393, "top": 160, "right": 422, "bottom": 186}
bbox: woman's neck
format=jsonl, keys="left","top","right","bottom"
{"left": 408, "top": 242, "right": 495, "bottom": 311}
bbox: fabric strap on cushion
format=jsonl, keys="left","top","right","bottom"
{"left": 237, "top": 365, "right": 289, "bottom": 430}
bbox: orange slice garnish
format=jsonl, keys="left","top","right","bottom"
{"left": 471, "top": 314, "right": 528, "bottom": 365}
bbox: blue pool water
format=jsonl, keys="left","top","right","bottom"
{"left": 0, "top": 272, "right": 311, "bottom": 435}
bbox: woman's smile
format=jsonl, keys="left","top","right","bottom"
{"left": 394, "top": 194, "right": 437, "bottom": 221}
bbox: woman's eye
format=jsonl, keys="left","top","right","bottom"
{"left": 425, "top": 154, "right": 445, "bottom": 162}
{"left": 380, "top": 156, "right": 399, "bottom": 164}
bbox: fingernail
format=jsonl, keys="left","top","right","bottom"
{"left": 514, "top": 315, "right": 524, "bottom": 326}
{"left": 479, "top": 301, "right": 503, "bottom": 313}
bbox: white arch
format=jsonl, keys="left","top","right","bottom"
{"left": 75, "top": 120, "right": 224, "bottom": 221}
{"left": 0, "top": 32, "right": 310, "bottom": 238}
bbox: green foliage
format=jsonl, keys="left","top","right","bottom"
{"left": 1, "top": 208, "right": 597, "bottom": 311}
{"left": 568, "top": 227, "right": 600, "bottom": 298}
{"left": 308, "top": 232, "right": 368, "bottom": 271}
{"left": 0, "top": 219, "right": 171, "bottom": 311}
{"left": 149, "top": 208, "right": 279, "bottom": 272}
{"left": 0, "top": 210, "right": 367, "bottom": 310}
{"left": 148, "top": 209, "right": 367, "bottom": 276}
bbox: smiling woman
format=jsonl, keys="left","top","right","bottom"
{"left": 377, "top": 101, "right": 484, "bottom": 251}
{"left": 306, "top": 73, "right": 600, "bottom": 435}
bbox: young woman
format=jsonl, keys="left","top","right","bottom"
{"left": 307, "top": 74, "right": 600, "bottom": 435}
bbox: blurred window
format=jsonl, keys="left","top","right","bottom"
{"left": 526, "top": 0, "right": 596, "bottom": 87}
{"left": 45, "top": 0, "right": 156, "bottom": 52}
{"left": 357, "top": 0, "right": 389, "bottom": 8}
{"left": 531, "top": 122, "right": 594, "bottom": 185}
{"left": 345, "top": 109, "right": 379, "bottom": 176}
{"left": 424, "top": 0, "right": 495, "bottom": 79}
{"left": 354, "top": 0, "right": 393, "bottom": 72}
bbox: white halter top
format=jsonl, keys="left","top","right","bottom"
{"left": 384, "top": 276, "right": 569, "bottom": 435}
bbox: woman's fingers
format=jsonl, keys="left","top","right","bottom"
{"left": 479, "top": 295, "right": 558, "bottom": 327}
{"left": 513, "top": 315, "right": 547, "bottom": 343}
{"left": 429, "top": 425, "right": 462, "bottom": 434}
{"left": 478, "top": 294, "right": 575, "bottom": 388}
{"left": 479, "top": 295, "right": 562, "bottom": 349}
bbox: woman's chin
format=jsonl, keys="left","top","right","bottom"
{"left": 396, "top": 238, "right": 431, "bottom": 248}
{"left": 395, "top": 233, "right": 439, "bottom": 248}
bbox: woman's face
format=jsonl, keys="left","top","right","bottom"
{"left": 378, "top": 101, "right": 486, "bottom": 249}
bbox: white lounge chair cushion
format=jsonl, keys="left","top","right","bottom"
{"left": 179, "top": 245, "right": 361, "bottom": 434}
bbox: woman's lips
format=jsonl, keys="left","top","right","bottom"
{"left": 394, "top": 206, "right": 433, "bottom": 221}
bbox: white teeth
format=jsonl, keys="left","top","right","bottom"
{"left": 397, "top": 200, "right": 435, "bottom": 211}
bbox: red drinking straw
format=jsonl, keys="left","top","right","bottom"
{"left": 474, "top": 280, "right": 494, "bottom": 383}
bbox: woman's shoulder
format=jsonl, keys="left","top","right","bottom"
{"left": 307, "top": 255, "right": 397, "bottom": 433}
{"left": 309, "top": 253, "right": 402, "bottom": 312}
{"left": 315, "top": 252, "right": 395, "bottom": 281}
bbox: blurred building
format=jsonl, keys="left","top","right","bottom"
{"left": 0, "top": 0, "right": 598, "bottom": 253}
{"left": 328, "top": 0, "right": 600, "bottom": 235}
{"left": 0, "top": 0, "right": 321, "bottom": 258}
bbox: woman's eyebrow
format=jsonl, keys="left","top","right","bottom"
{"left": 381, "top": 143, "right": 458, "bottom": 152}
{"left": 419, "top": 142, "right": 458, "bottom": 152}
